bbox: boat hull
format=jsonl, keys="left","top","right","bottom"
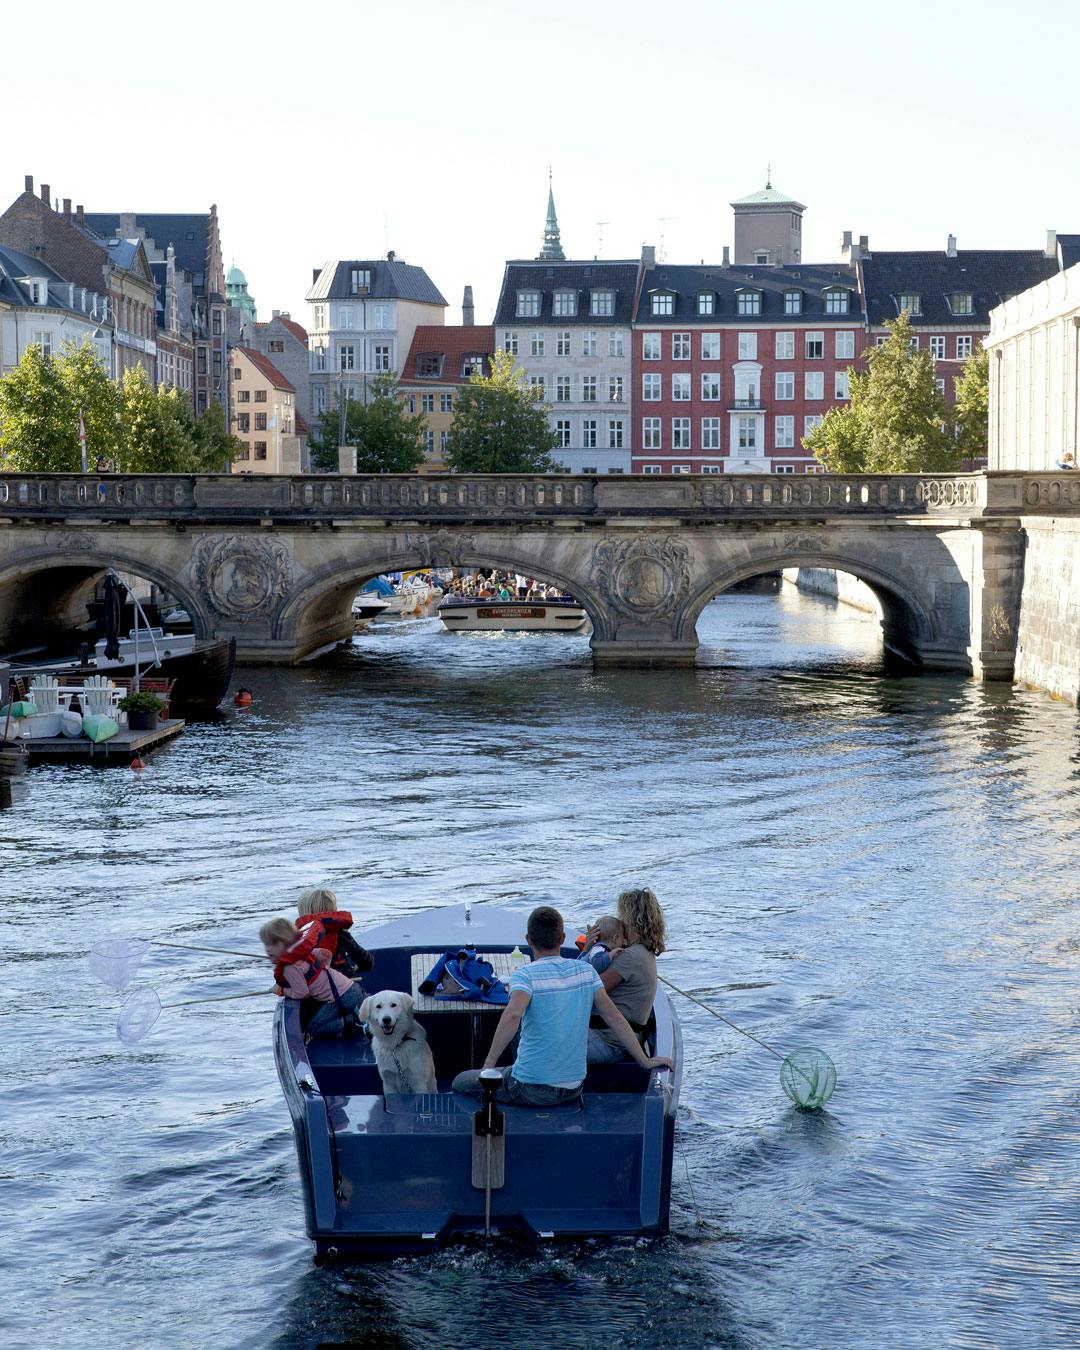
{"left": 0, "top": 739, "right": 28, "bottom": 776}
{"left": 439, "top": 600, "right": 588, "bottom": 633}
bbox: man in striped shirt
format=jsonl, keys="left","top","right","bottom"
{"left": 452, "top": 905, "right": 673, "bottom": 1106}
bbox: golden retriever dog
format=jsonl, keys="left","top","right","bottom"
{"left": 358, "top": 991, "right": 438, "bottom": 1095}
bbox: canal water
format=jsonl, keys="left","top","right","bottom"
{"left": 3, "top": 584, "right": 1078, "bottom": 1350}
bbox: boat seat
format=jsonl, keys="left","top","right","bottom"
{"left": 583, "top": 1062, "right": 653, "bottom": 1094}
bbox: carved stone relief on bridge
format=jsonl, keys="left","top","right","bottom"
{"left": 45, "top": 530, "right": 96, "bottom": 554}
{"left": 592, "top": 533, "right": 691, "bottom": 620}
{"left": 403, "top": 529, "right": 477, "bottom": 569}
{"left": 193, "top": 535, "right": 291, "bottom": 620}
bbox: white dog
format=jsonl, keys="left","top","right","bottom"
{"left": 358, "top": 991, "right": 438, "bottom": 1095}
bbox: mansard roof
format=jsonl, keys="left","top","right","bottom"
{"left": 631, "top": 262, "right": 860, "bottom": 323}
{"left": 307, "top": 258, "right": 447, "bottom": 306}
{"left": 493, "top": 260, "right": 640, "bottom": 326}
{"left": 859, "top": 250, "right": 1060, "bottom": 327}
{"left": 400, "top": 324, "right": 495, "bottom": 385}
{"left": 0, "top": 242, "right": 111, "bottom": 320}
{"left": 83, "top": 212, "right": 214, "bottom": 289}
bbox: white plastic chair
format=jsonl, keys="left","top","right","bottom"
{"left": 82, "top": 675, "right": 119, "bottom": 717}
{"left": 28, "top": 675, "right": 61, "bottom": 714}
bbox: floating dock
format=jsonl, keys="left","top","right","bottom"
{"left": 22, "top": 718, "right": 185, "bottom": 764}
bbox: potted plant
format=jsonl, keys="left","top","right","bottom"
{"left": 118, "top": 691, "right": 165, "bottom": 732}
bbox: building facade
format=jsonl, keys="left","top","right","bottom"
{"left": 306, "top": 254, "right": 446, "bottom": 421}
{"left": 0, "top": 243, "right": 113, "bottom": 374}
{"left": 229, "top": 347, "right": 302, "bottom": 474}
{"left": 731, "top": 181, "right": 805, "bottom": 265}
{"left": 399, "top": 324, "right": 494, "bottom": 470}
{"left": 226, "top": 308, "right": 311, "bottom": 427}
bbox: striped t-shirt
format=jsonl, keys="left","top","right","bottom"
{"left": 509, "top": 955, "right": 602, "bottom": 1088}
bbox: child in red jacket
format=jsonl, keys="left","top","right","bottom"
{"left": 280, "top": 886, "right": 373, "bottom": 980}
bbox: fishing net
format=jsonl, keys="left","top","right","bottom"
{"left": 116, "top": 988, "right": 162, "bottom": 1045}
{"left": 87, "top": 936, "right": 150, "bottom": 991}
{"left": 780, "top": 1047, "right": 837, "bottom": 1110}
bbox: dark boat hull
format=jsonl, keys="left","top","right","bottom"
{"left": 0, "top": 740, "right": 29, "bottom": 776}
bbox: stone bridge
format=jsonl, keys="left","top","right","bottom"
{"left": 1, "top": 470, "right": 1077, "bottom": 680}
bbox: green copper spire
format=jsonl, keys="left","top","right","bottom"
{"left": 538, "top": 169, "right": 565, "bottom": 262}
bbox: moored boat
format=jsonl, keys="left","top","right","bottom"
{"left": 273, "top": 902, "right": 681, "bottom": 1259}
{"left": 0, "top": 738, "right": 28, "bottom": 776}
{"left": 438, "top": 596, "right": 589, "bottom": 632}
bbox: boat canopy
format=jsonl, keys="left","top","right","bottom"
{"left": 360, "top": 576, "right": 396, "bottom": 597}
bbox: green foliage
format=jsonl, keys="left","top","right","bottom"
{"left": 805, "top": 313, "right": 960, "bottom": 473}
{"left": 191, "top": 399, "right": 241, "bottom": 473}
{"left": 57, "top": 340, "right": 122, "bottom": 468}
{"left": 117, "top": 691, "right": 165, "bottom": 713}
{"left": 0, "top": 340, "right": 123, "bottom": 472}
{"left": 309, "top": 376, "right": 428, "bottom": 473}
{"left": 308, "top": 396, "right": 363, "bottom": 473}
{"left": 118, "top": 368, "right": 195, "bottom": 473}
{"left": 953, "top": 345, "right": 989, "bottom": 459}
{"left": 446, "top": 350, "right": 562, "bottom": 473}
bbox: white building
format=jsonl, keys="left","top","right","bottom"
{"left": 306, "top": 253, "right": 446, "bottom": 420}
{"left": 0, "top": 244, "right": 113, "bottom": 375}
{"left": 987, "top": 247, "right": 1080, "bottom": 469}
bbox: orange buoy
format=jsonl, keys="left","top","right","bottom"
{"left": 131, "top": 757, "right": 145, "bottom": 771}
{"left": 234, "top": 688, "right": 253, "bottom": 707}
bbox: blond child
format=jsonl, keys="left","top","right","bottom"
{"left": 260, "top": 917, "right": 361, "bottom": 1038}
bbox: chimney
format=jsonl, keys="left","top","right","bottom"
{"left": 76, "top": 204, "right": 84, "bottom": 227}
{"left": 119, "top": 211, "right": 136, "bottom": 235}
{"left": 40, "top": 183, "right": 51, "bottom": 205}
{"left": 272, "top": 308, "right": 281, "bottom": 318}
{"left": 1046, "top": 229, "right": 1058, "bottom": 259}
{"left": 859, "top": 235, "right": 869, "bottom": 255}
{"left": 63, "top": 198, "right": 71, "bottom": 218}
{"left": 24, "top": 175, "right": 33, "bottom": 194}
{"left": 722, "top": 244, "right": 730, "bottom": 267}
{"left": 387, "top": 249, "right": 396, "bottom": 262}
{"left": 641, "top": 244, "right": 656, "bottom": 268}
{"left": 946, "top": 233, "right": 957, "bottom": 258}
{"left": 462, "top": 285, "right": 474, "bottom": 326}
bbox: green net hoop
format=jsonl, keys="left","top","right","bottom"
{"left": 780, "top": 1047, "right": 837, "bottom": 1110}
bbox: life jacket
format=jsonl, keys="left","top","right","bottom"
{"left": 418, "top": 947, "right": 509, "bottom": 1005}
{"left": 273, "top": 944, "right": 329, "bottom": 990}
{"left": 291, "top": 911, "right": 373, "bottom": 979}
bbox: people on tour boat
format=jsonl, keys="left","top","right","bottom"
{"left": 583, "top": 887, "right": 666, "bottom": 1065}
{"left": 452, "top": 905, "right": 673, "bottom": 1106}
{"left": 275, "top": 886, "right": 373, "bottom": 980}
{"left": 576, "top": 914, "right": 627, "bottom": 974}
{"left": 260, "top": 917, "right": 362, "bottom": 1038}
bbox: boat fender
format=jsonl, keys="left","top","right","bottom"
{"left": 234, "top": 688, "right": 253, "bottom": 707}
{"left": 130, "top": 757, "right": 145, "bottom": 772}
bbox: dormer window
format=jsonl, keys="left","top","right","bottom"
{"left": 754, "top": 250, "right": 770, "bottom": 265}
{"left": 28, "top": 279, "right": 49, "bottom": 305}
{"left": 553, "top": 289, "right": 577, "bottom": 317}
{"left": 590, "top": 289, "right": 615, "bottom": 317}
{"left": 416, "top": 353, "right": 442, "bottom": 378}
{"left": 824, "top": 287, "right": 850, "bottom": 315}
{"left": 898, "top": 293, "right": 922, "bottom": 316}
{"left": 783, "top": 289, "right": 802, "bottom": 315}
{"left": 650, "top": 291, "right": 674, "bottom": 317}
{"left": 462, "top": 354, "right": 485, "bottom": 378}
{"left": 516, "top": 290, "right": 541, "bottom": 317}
{"left": 949, "top": 292, "right": 974, "bottom": 316}
{"left": 697, "top": 291, "right": 715, "bottom": 316}
{"left": 349, "top": 267, "right": 371, "bottom": 294}
{"left": 736, "top": 288, "right": 762, "bottom": 316}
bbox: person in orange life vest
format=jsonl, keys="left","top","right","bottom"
{"left": 260, "top": 917, "right": 361, "bottom": 1039}
{"left": 276, "top": 886, "right": 372, "bottom": 981}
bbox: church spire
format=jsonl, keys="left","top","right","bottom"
{"left": 538, "top": 168, "right": 565, "bottom": 261}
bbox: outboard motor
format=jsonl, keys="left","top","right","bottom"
{"left": 471, "top": 1069, "right": 505, "bottom": 1235}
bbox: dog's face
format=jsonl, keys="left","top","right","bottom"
{"left": 359, "top": 991, "right": 413, "bottom": 1040}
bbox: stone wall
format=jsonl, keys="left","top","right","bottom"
{"left": 1014, "top": 518, "right": 1080, "bottom": 702}
{"left": 781, "top": 567, "right": 883, "bottom": 616}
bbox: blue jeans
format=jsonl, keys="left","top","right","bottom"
{"left": 586, "top": 1029, "right": 629, "bottom": 1064}
{"left": 452, "top": 1065, "right": 581, "bottom": 1106}
{"left": 306, "top": 981, "right": 361, "bottom": 1038}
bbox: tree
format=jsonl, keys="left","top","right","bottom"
{"left": 446, "top": 350, "right": 562, "bottom": 473}
{"left": 355, "top": 373, "right": 427, "bottom": 472}
{"left": 191, "top": 399, "right": 241, "bottom": 473}
{"left": 56, "top": 340, "right": 122, "bottom": 470}
{"left": 308, "top": 395, "right": 366, "bottom": 473}
{"left": 0, "top": 345, "right": 79, "bottom": 471}
{"left": 805, "top": 312, "right": 960, "bottom": 473}
{"left": 118, "top": 367, "right": 196, "bottom": 473}
{"left": 953, "top": 345, "right": 989, "bottom": 460}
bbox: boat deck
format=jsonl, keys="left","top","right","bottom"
{"left": 22, "top": 718, "right": 185, "bottom": 762}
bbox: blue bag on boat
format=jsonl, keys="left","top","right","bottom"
{"left": 419, "top": 947, "right": 509, "bottom": 1005}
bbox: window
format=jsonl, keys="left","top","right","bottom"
{"left": 555, "top": 419, "right": 572, "bottom": 448}
{"left": 775, "top": 372, "right": 795, "bottom": 400}
{"left": 805, "top": 372, "right": 824, "bottom": 400}
{"left": 530, "top": 375, "right": 546, "bottom": 397}
{"left": 406, "top": 396, "right": 415, "bottom": 413}
{"left": 737, "top": 290, "right": 761, "bottom": 315}
{"left": 701, "top": 465, "right": 721, "bottom": 474}
{"left": 825, "top": 288, "right": 849, "bottom": 315}
{"left": 425, "top": 430, "right": 435, "bottom": 454}
{"left": 440, "top": 430, "right": 450, "bottom": 452}
{"left": 269, "top": 340, "right": 284, "bottom": 353}
{"left": 775, "top": 331, "right": 795, "bottom": 360}
{"left": 530, "top": 332, "right": 545, "bottom": 358}
{"left": 804, "top": 414, "right": 823, "bottom": 436}
{"left": 697, "top": 292, "right": 715, "bottom": 316}
{"left": 417, "top": 353, "right": 441, "bottom": 378}
{"left": 608, "top": 331, "right": 624, "bottom": 357}
{"left": 672, "top": 332, "right": 691, "bottom": 360}
{"left": 339, "top": 307, "right": 354, "bottom": 329}
{"left": 930, "top": 335, "right": 946, "bottom": 360}
{"left": 642, "top": 418, "right": 661, "bottom": 450}
{"left": 581, "top": 466, "right": 598, "bottom": 475}
{"left": 738, "top": 332, "right": 757, "bottom": 360}
{"left": 350, "top": 267, "right": 371, "bottom": 293}
{"left": 556, "top": 375, "right": 572, "bottom": 402}
{"left": 701, "top": 333, "right": 720, "bottom": 360}
{"left": 556, "top": 331, "right": 571, "bottom": 356}
{"left": 805, "top": 331, "right": 824, "bottom": 359}
{"left": 876, "top": 335, "right": 889, "bottom": 346}
{"left": 607, "top": 419, "right": 624, "bottom": 448}
{"left": 738, "top": 417, "right": 758, "bottom": 450}
{"left": 909, "top": 336, "right": 920, "bottom": 351}
{"left": 581, "top": 375, "right": 597, "bottom": 402}
{"left": 835, "top": 330, "right": 855, "bottom": 360}
{"left": 608, "top": 375, "right": 624, "bottom": 402}
{"left": 672, "top": 464, "right": 692, "bottom": 474}
{"left": 196, "top": 348, "right": 207, "bottom": 375}
{"left": 835, "top": 371, "right": 850, "bottom": 399}
{"left": 775, "top": 464, "right": 795, "bottom": 475}
{"left": 642, "top": 373, "right": 661, "bottom": 401}
{"left": 311, "top": 345, "right": 326, "bottom": 372}
{"left": 517, "top": 290, "right": 540, "bottom": 317}
{"left": 212, "top": 310, "right": 222, "bottom": 336}
{"left": 553, "top": 289, "right": 577, "bottom": 317}
{"left": 440, "top": 393, "right": 452, "bottom": 413}
{"left": 582, "top": 419, "right": 598, "bottom": 448}
{"left": 313, "top": 386, "right": 325, "bottom": 413}
{"left": 254, "top": 389, "right": 267, "bottom": 403}
{"left": 254, "top": 441, "right": 267, "bottom": 459}
{"left": 956, "top": 335, "right": 973, "bottom": 359}
{"left": 582, "top": 331, "right": 597, "bottom": 356}
{"left": 701, "top": 417, "right": 721, "bottom": 450}
{"left": 237, "top": 388, "right": 250, "bottom": 403}
{"left": 254, "top": 411, "right": 267, "bottom": 430}
{"left": 590, "top": 289, "right": 614, "bottom": 316}
{"left": 898, "top": 293, "right": 921, "bottom": 315}
{"left": 421, "top": 393, "right": 435, "bottom": 413}
{"left": 503, "top": 331, "right": 518, "bottom": 355}
{"left": 642, "top": 333, "right": 661, "bottom": 360}
{"left": 672, "top": 374, "right": 691, "bottom": 401}
{"left": 313, "top": 304, "right": 326, "bottom": 330}
{"left": 462, "top": 355, "right": 485, "bottom": 378}
{"left": 701, "top": 372, "right": 721, "bottom": 401}
{"left": 784, "top": 290, "right": 802, "bottom": 315}
{"left": 35, "top": 331, "right": 52, "bottom": 358}
{"left": 236, "top": 413, "right": 250, "bottom": 432}
{"left": 950, "top": 293, "right": 974, "bottom": 316}
{"left": 339, "top": 344, "right": 355, "bottom": 371}
{"left": 373, "top": 344, "right": 391, "bottom": 371}
{"left": 774, "top": 415, "right": 795, "bottom": 448}
{"left": 651, "top": 292, "right": 674, "bottom": 316}
{"left": 672, "top": 417, "right": 691, "bottom": 450}
{"left": 935, "top": 378, "right": 946, "bottom": 395}
{"left": 372, "top": 305, "right": 390, "bottom": 329}
{"left": 235, "top": 443, "right": 250, "bottom": 461}
{"left": 641, "top": 464, "right": 662, "bottom": 474}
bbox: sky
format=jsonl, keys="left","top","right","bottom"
{"left": 5, "top": 0, "right": 1080, "bottom": 330}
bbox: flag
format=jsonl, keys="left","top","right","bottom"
{"left": 79, "top": 410, "right": 88, "bottom": 473}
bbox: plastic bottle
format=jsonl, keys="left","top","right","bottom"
{"left": 509, "top": 944, "right": 527, "bottom": 969}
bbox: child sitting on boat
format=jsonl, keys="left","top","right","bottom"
{"left": 576, "top": 915, "right": 627, "bottom": 974}
{"left": 278, "top": 887, "right": 373, "bottom": 981}
{"left": 260, "top": 917, "right": 362, "bottom": 1038}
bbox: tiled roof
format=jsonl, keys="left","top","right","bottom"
{"left": 493, "top": 260, "right": 640, "bottom": 326}
{"left": 83, "top": 212, "right": 210, "bottom": 285}
{"left": 0, "top": 243, "right": 109, "bottom": 319}
{"left": 295, "top": 411, "right": 310, "bottom": 436}
{"left": 307, "top": 258, "right": 447, "bottom": 306}
{"left": 277, "top": 315, "right": 308, "bottom": 346}
{"left": 233, "top": 346, "right": 294, "bottom": 392}
{"left": 399, "top": 324, "right": 495, "bottom": 386}
{"left": 859, "top": 250, "right": 1060, "bottom": 327}
{"left": 631, "top": 261, "right": 860, "bottom": 324}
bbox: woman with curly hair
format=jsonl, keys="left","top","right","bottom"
{"left": 584, "top": 886, "right": 666, "bottom": 1064}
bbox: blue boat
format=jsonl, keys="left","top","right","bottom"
{"left": 272, "top": 902, "right": 683, "bottom": 1259}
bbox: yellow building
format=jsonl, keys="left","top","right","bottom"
{"left": 230, "top": 346, "right": 302, "bottom": 473}
{"left": 398, "top": 325, "right": 494, "bottom": 471}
